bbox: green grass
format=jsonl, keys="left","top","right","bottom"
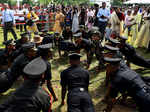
{"left": 0, "top": 28, "right": 150, "bottom": 112}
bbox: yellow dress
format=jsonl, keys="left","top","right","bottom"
{"left": 53, "top": 12, "right": 64, "bottom": 34}
{"left": 128, "top": 13, "right": 141, "bottom": 46}
{"left": 26, "top": 11, "right": 39, "bottom": 33}
{"left": 135, "top": 12, "right": 150, "bottom": 48}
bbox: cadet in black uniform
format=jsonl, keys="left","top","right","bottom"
{"left": 10, "top": 42, "right": 37, "bottom": 81}
{"left": 74, "top": 32, "right": 92, "bottom": 68}
{"left": 40, "top": 29, "right": 54, "bottom": 47}
{"left": 60, "top": 53, "right": 95, "bottom": 112}
{"left": 88, "top": 31, "right": 105, "bottom": 70}
{"left": 75, "top": 25, "right": 88, "bottom": 39}
{"left": 38, "top": 44, "right": 58, "bottom": 101}
{"left": 15, "top": 33, "right": 30, "bottom": 49}
{"left": 0, "top": 42, "right": 37, "bottom": 93}
{"left": 103, "top": 57, "right": 150, "bottom": 112}
{"left": 117, "top": 36, "right": 150, "bottom": 68}
{"left": 0, "top": 39, "right": 16, "bottom": 71}
{"left": 0, "top": 57, "right": 52, "bottom": 112}
{"left": 62, "top": 25, "right": 73, "bottom": 41}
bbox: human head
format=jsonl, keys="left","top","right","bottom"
{"left": 69, "top": 53, "right": 82, "bottom": 66}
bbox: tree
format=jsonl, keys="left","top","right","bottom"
{"left": 111, "top": 0, "right": 123, "bottom": 6}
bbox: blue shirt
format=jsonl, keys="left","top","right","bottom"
{"left": 2, "top": 9, "right": 15, "bottom": 25}
{"left": 97, "top": 8, "right": 110, "bottom": 22}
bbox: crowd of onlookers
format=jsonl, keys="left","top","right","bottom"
{"left": 0, "top": 3, "right": 150, "bottom": 51}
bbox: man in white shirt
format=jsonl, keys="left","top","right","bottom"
{"left": 1, "top": 4, "right": 17, "bottom": 41}
{"left": 97, "top": 2, "right": 110, "bottom": 39}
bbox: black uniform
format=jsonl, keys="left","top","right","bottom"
{"left": 61, "top": 65, "right": 94, "bottom": 112}
{"left": 0, "top": 50, "right": 9, "bottom": 70}
{"left": 62, "top": 29, "right": 73, "bottom": 40}
{"left": 10, "top": 54, "right": 33, "bottom": 80}
{"left": 109, "top": 62, "right": 150, "bottom": 112}
{"left": 120, "top": 43, "right": 150, "bottom": 68}
{"left": 0, "top": 57, "right": 52, "bottom": 112}
{"left": 88, "top": 40, "right": 104, "bottom": 68}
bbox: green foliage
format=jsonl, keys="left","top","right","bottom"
{"left": 39, "top": 0, "right": 90, "bottom": 5}
{"left": 111, "top": 0, "right": 123, "bottom": 6}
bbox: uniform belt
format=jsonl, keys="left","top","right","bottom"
{"left": 69, "top": 87, "right": 87, "bottom": 92}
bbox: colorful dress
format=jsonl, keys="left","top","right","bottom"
{"left": 135, "top": 12, "right": 150, "bottom": 48}
{"left": 53, "top": 12, "right": 64, "bottom": 34}
{"left": 128, "top": 12, "right": 141, "bottom": 46}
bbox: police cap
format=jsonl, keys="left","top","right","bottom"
{"left": 104, "top": 57, "right": 121, "bottom": 65}
{"left": 108, "top": 38, "right": 120, "bottom": 45}
{"left": 91, "top": 26, "right": 99, "bottom": 32}
{"left": 104, "top": 45, "right": 119, "bottom": 52}
{"left": 22, "top": 42, "right": 37, "bottom": 51}
{"left": 38, "top": 43, "right": 52, "bottom": 51}
{"left": 73, "top": 32, "right": 82, "bottom": 38}
{"left": 92, "top": 30, "right": 101, "bottom": 35}
{"left": 23, "top": 57, "right": 47, "bottom": 79}
{"left": 69, "top": 53, "right": 82, "bottom": 60}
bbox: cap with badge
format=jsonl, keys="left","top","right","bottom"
{"left": 3, "top": 39, "right": 15, "bottom": 46}
{"left": 23, "top": 57, "right": 47, "bottom": 79}
{"left": 69, "top": 53, "right": 82, "bottom": 60}
{"left": 22, "top": 42, "right": 37, "bottom": 52}
{"left": 104, "top": 45, "right": 119, "bottom": 52}
{"left": 103, "top": 45, "right": 120, "bottom": 57}
{"left": 108, "top": 38, "right": 120, "bottom": 46}
{"left": 92, "top": 30, "right": 101, "bottom": 35}
{"left": 38, "top": 43, "right": 52, "bottom": 52}
{"left": 104, "top": 57, "right": 122, "bottom": 65}
{"left": 73, "top": 32, "right": 82, "bottom": 38}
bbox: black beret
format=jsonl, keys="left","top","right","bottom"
{"left": 104, "top": 45, "right": 119, "bottom": 52}
{"left": 104, "top": 57, "right": 121, "bottom": 65}
{"left": 38, "top": 43, "right": 52, "bottom": 51}
{"left": 73, "top": 32, "right": 82, "bottom": 38}
{"left": 23, "top": 57, "right": 47, "bottom": 79}
{"left": 3, "top": 39, "right": 15, "bottom": 46}
{"left": 69, "top": 53, "right": 82, "bottom": 60}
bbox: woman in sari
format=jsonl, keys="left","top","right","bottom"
{"left": 53, "top": 8, "right": 64, "bottom": 34}
{"left": 135, "top": 7, "right": 150, "bottom": 49}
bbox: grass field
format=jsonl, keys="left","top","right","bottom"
{"left": 0, "top": 28, "right": 150, "bottom": 112}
